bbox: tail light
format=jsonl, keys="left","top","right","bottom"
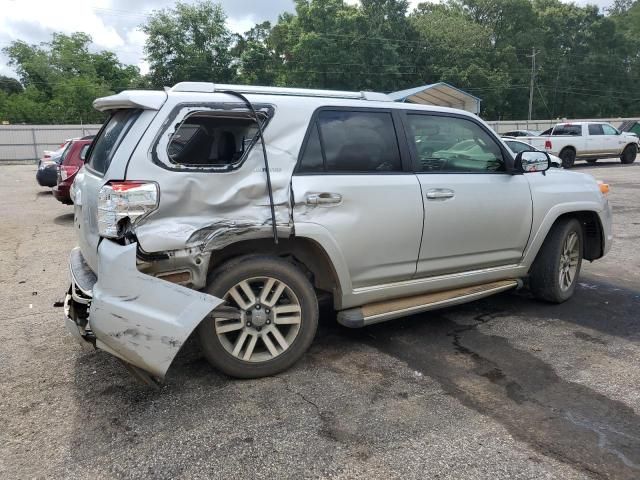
{"left": 60, "top": 165, "right": 79, "bottom": 181}
{"left": 97, "top": 181, "right": 159, "bottom": 239}
{"left": 544, "top": 140, "right": 552, "bottom": 150}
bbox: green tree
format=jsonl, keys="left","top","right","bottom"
{"left": 233, "top": 22, "right": 281, "bottom": 85}
{"left": 1, "top": 32, "right": 140, "bottom": 123}
{"left": 0, "top": 75, "right": 22, "bottom": 95}
{"left": 142, "top": 1, "right": 234, "bottom": 87}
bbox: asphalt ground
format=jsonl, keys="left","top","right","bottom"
{"left": 1, "top": 160, "right": 639, "bottom": 479}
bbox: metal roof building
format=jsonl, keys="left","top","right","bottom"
{"left": 388, "top": 82, "right": 481, "bottom": 115}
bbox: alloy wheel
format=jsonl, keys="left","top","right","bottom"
{"left": 212, "top": 277, "right": 302, "bottom": 362}
{"left": 559, "top": 231, "right": 580, "bottom": 291}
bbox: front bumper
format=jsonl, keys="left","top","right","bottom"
{"left": 65, "top": 240, "right": 223, "bottom": 379}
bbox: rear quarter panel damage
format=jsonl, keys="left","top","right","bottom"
{"left": 126, "top": 96, "right": 312, "bottom": 254}
{"left": 90, "top": 240, "right": 223, "bottom": 378}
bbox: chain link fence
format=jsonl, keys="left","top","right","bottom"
{"left": 0, "top": 124, "right": 102, "bottom": 163}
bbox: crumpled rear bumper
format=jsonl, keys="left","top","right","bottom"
{"left": 65, "top": 240, "right": 223, "bottom": 379}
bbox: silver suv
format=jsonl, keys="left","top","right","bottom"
{"left": 65, "top": 82, "right": 612, "bottom": 383}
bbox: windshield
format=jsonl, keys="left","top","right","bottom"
{"left": 86, "top": 109, "right": 140, "bottom": 174}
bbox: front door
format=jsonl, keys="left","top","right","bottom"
{"left": 403, "top": 112, "right": 533, "bottom": 277}
{"left": 291, "top": 108, "right": 423, "bottom": 289}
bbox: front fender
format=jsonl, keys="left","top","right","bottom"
{"left": 522, "top": 201, "right": 609, "bottom": 266}
{"left": 89, "top": 240, "right": 223, "bottom": 379}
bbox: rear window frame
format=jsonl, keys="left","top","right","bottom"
{"left": 151, "top": 102, "right": 274, "bottom": 173}
{"left": 84, "top": 109, "right": 141, "bottom": 176}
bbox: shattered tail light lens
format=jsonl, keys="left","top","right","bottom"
{"left": 97, "top": 181, "right": 159, "bottom": 239}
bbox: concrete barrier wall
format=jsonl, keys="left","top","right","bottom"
{"left": 0, "top": 124, "right": 102, "bottom": 162}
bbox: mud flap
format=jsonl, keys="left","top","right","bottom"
{"left": 89, "top": 240, "right": 223, "bottom": 379}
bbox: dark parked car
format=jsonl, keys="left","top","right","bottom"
{"left": 36, "top": 140, "right": 72, "bottom": 187}
{"left": 53, "top": 136, "right": 94, "bottom": 204}
{"left": 503, "top": 129, "right": 540, "bottom": 137}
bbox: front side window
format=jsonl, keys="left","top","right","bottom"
{"left": 407, "top": 114, "right": 504, "bottom": 173}
{"left": 588, "top": 124, "right": 604, "bottom": 135}
{"left": 168, "top": 113, "right": 259, "bottom": 166}
{"left": 298, "top": 110, "right": 402, "bottom": 173}
{"left": 602, "top": 124, "right": 618, "bottom": 135}
{"left": 87, "top": 109, "right": 140, "bottom": 174}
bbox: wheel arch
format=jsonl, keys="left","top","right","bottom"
{"left": 206, "top": 235, "right": 346, "bottom": 308}
{"left": 524, "top": 206, "right": 605, "bottom": 266}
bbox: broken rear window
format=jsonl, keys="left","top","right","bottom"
{"left": 168, "top": 113, "right": 261, "bottom": 167}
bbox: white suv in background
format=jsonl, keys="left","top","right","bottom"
{"left": 65, "top": 83, "right": 612, "bottom": 384}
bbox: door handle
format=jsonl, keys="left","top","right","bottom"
{"left": 306, "top": 192, "right": 342, "bottom": 205}
{"left": 426, "top": 189, "right": 455, "bottom": 200}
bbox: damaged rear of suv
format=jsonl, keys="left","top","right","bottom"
{"left": 66, "top": 82, "right": 612, "bottom": 383}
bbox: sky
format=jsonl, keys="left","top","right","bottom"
{"left": 0, "top": 0, "right": 616, "bottom": 80}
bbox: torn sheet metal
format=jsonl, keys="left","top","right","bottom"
{"left": 89, "top": 239, "right": 223, "bottom": 379}
{"left": 126, "top": 100, "right": 306, "bottom": 254}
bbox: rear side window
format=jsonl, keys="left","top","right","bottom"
{"left": 298, "top": 110, "right": 402, "bottom": 173}
{"left": 168, "top": 113, "right": 259, "bottom": 166}
{"left": 588, "top": 124, "right": 604, "bottom": 135}
{"left": 87, "top": 109, "right": 140, "bottom": 174}
{"left": 57, "top": 141, "right": 73, "bottom": 165}
{"left": 552, "top": 125, "right": 581, "bottom": 136}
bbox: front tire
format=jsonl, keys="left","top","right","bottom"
{"left": 529, "top": 218, "right": 583, "bottom": 303}
{"left": 620, "top": 144, "right": 637, "bottom": 164}
{"left": 198, "top": 255, "right": 318, "bottom": 378}
{"left": 559, "top": 148, "right": 576, "bottom": 168}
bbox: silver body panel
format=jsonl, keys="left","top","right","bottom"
{"left": 67, "top": 85, "right": 613, "bottom": 376}
{"left": 87, "top": 240, "right": 222, "bottom": 379}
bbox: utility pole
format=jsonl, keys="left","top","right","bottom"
{"left": 527, "top": 47, "right": 537, "bottom": 129}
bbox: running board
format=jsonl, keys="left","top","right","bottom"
{"left": 337, "top": 280, "right": 520, "bottom": 328}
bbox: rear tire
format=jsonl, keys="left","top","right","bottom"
{"left": 559, "top": 148, "right": 576, "bottom": 168}
{"left": 620, "top": 144, "right": 637, "bottom": 164}
{"left": 529, "top": 218, "right": 583, "bottom": 303}
{"left": 198, "top": 255, "right": 318, "bottom": 378}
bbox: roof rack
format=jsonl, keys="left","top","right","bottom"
{"left": 169, "top": 82, "right": 391, "bottom": 102}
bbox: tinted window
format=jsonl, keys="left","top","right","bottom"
{"left": 298, "top": 123, "right": 324, "bottom": 172}
{"left": 79, "top": 144, "right": 90, "bottom": 161}
{"left": 57, "top": 141, "right": 73, "bottom": 165}
{"left": 168, "top": 114, "right": 259, "bottom": 166}
{"left": 552, "top": 125, "right": 581, "bottom": 136}
{"left": 298, "top": 110, "right": 401, "bottom": 173}
{"left": 602, "top": 124, "right": 618, "bottom": 135}
{"left": 588, "top": 124, "right": 604, "bottom": 135}
{"left": 87, "top": 109, "right": 139, "bottom": 174}
{"left": 407, "top": 114, "right": 504, "bottom": 173}
{"left": 540, "top": 128, "right": 553, "bottom": 135}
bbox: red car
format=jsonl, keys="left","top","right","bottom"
{"left": 53, "top": 136, "right": 94, "bottom": 205}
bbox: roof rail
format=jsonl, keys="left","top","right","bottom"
{"left": 169, "top": 82, "right": 391, "bottom": 102}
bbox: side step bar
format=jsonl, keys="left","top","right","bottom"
{"left": 337, "top": 280, "right": 520, "bottom": 328}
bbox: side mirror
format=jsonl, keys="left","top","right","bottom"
{"left": 514, "top": 151, "right": 550, "bottom": 173}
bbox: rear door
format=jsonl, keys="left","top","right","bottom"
{"left": 74, "top": 109, "right": 142, "bottom": 272}
{"left": 291, "top": 108, "right": 423, "bottom": 289}
{"left": 403, "top": 112, "right": 533, "bottom": 277}
{"left": 586, "top": 123, "right": 605, "bottom": 156}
